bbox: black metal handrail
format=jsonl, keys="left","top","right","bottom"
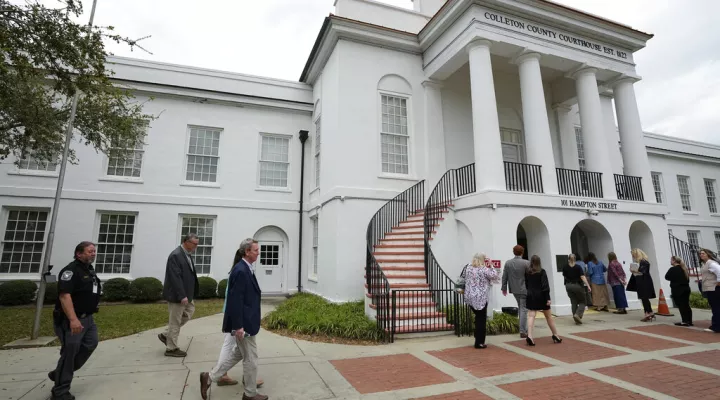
{"left": 556, "top": 168, "right": 603, "bottom": 198}
{"left": 389, "top": 289, "right": 467, "bottom": 342}
{"left": 669, "top": 233, "right": 718, "bottom": 278}
{"left": 366, "top": 180, "right": 424, "bottom": 340}
{"left": 423, "top": 163, "right": 476, "bottom": 337}
{"left": 615, "top": 174, "right": 644, "bottom": 201}
{"left": 504, "top": 161, "right": 544, "bottom": 193}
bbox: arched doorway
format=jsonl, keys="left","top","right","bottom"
{"left": 570, "top": 219, "right": 614, "bottom": 265}
{"left": 516, "top": 216, "right": 553, "bottom": 288}
{"left": 253, "top": 226, "right": 289, "bottom": 294}
{"left": 629, "top": 221, "right": 659, "bottom": 293}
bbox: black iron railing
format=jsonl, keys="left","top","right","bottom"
{"left": 387, "top": 289, "right": 467, "bottom": 342}
{"left": 615, "top": 174, "right": 644, "bottom": 201}
{"left": 366, "top": 180, "right": 425, "bottom": 341}
{"left": 504, "top": 161, "right": 544, "bottom": 193}
{"left": 668, "top": 233, "right": 718, "bottom": 279}
{"left": 556, "top": 168, "right": 603, "bottom": 198}
{"left": 422, "top": 163, "right": 476, "bottom": 338}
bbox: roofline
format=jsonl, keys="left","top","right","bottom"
{"left": 535, "top": 0, "right": 654, "bottom": 39}
{"left": 300, "top": 16, "right": 331, "bottom": 83}
{"left": 644, "top": 131, "right": 720, "bottom": 151}
{"left": 299, "top": 15, "right": 417, "bottom": 83}
{"left": 420, "top": 0, "right": 654, "bottom": 39}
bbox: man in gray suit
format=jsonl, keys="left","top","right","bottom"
{"left": 502, "top": 245, "right": 531, "bottom": 338}
{"left": 159, "top": 233, "right": 200, "bottom": 357}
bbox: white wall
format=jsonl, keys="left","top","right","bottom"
{"left": 335, "top": 0, "right": 430, "bottom": 33}
{"left": 0, "top": 91, "right": 311, "bottom": 290}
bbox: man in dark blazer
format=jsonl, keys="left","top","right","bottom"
{"left": 200, "top": 238, "right": 267, "bottom": 400}
{"left": 159, "top": 233, "right": 199, "bottom": 357}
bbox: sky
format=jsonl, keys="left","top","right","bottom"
{"left": 33, "top": 0, "right": 720, "bottom": 145}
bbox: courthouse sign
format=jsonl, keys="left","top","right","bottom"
{"left": 481, "top": 9, "right": 632, "bottom": 62}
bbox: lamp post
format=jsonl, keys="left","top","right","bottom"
{"left": 30, "top": 0, "right": 99, "bottom": 340}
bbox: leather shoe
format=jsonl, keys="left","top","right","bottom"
{"left": 199, "top": 372, "right": 210, "bottom": 400}
{"left": 519, "top": 333, "right": 527, "bottom": 338}
{"left": 242, "top": 394, "right": 268, "bottom": 400}
{"left": 242, "top": 378, "right": 265, "bottom": 388}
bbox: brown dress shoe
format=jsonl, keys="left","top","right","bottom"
{"left": 242, "top": 378, "right": 265, "bottom": 387}
{"left": 242, "top": 394, "right": 268, "bottom": 400}
{"left": 520, "top": 333, "right": 527, "bottom": 338}
{"left": 199, "top": 372, "right": 210, "bottom": 400}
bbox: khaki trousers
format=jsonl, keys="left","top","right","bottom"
{"left": 165, "top": 301, "right": 195, "bottom": 350}
{"left": 210, "top": 334, "right": 259, "bottom": 397}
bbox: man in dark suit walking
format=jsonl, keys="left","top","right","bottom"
{"left": 200, "top": 238, "right": 267, "bottom": 400}
{"left": 502, "top": 245, "right": 531, "bottom": 338}
{"left": 159, "top": 233, "right": 200, "bottom": 357}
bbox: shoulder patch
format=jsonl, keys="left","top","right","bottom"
{"left": 61, "top": 270, "right": 74, "bottom": 281}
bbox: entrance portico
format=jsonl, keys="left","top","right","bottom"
{"left": 421, "top": 1, "right": 655, "bottom": 204}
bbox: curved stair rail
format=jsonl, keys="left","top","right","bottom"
{"left": 423, "top": 163, "right": 476, "bottom": 336}
{"left": 669, "top": 233, "right": 718, "bottom": 278}
{"left": 366, "top": 180, "right": 425, "bottom": 339}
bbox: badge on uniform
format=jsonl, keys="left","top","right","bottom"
{"left": 61, "top": 271, "right": 73, "bottom": 281}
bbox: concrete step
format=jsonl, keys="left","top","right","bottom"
{"left": 391, "top": 324, "right": 455, "bottom": 334}
{"left": 376, "top": 261, "right": 425, "bottom": 267}
{"left": 364, "top": 273, "right": 426, "bottom": 281}
{"left": 374, "top": 244, "right": 424, "bottom": 249}
{"left": 385, "top": 231, "right": 429, "bottom": 238}
{"left": 373, "top": 254, "right": 424, "bottom": 262}
{"left": 377, "top": 239, "right": 424, "bottom": 246}
{"left": 369, "top": 300, "right": 437, "bottom": 309}
{"left": 365, "top": 291, "right": 433, "bottom": 299}
{"left": 364, "top": 282, "right": 430, "bottom": 290}
{"left": 388, "top": 318, "right": 450, "bottom": 327}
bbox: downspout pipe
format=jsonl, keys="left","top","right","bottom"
{"left": 297, "top": 130, "right": 309, "bottom": 293}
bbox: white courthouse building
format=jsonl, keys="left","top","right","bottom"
{"left": 2, "top": 0, "right": 719, "bottom": 327}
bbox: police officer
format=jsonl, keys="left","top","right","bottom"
{"left": 48, "top": 241, "right": 101, "bottom": 400}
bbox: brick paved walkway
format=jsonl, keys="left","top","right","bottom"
{"left": 2, "top": 305, "right": 719, "bottom": 400}
{"left": 325, "top": 309, "right": 720, "bottom": 399}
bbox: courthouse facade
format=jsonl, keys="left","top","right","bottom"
{"left": 1, "top": 0, "right": 719, "bottom": 319}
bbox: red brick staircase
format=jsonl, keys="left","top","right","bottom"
{"left": 365, "top": 209, "right": 455, "bottom": 335}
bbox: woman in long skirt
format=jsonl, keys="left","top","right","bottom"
{"left": 587, "top": 253, "right": 610, "bottom": 311}
{"left": 607, "top": 252, "right": 628, "bottom": 314}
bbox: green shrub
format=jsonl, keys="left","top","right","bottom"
{"left": 262, "top": 293, "right": 384, "bottom": 341}
{"left": 102, "top": 278, "right": 131, "bottom": 302}
{"left": 445, "top": 305, "right": 520, "bottom": 335}
{"left": 197, "top": 277, "right": 218, "bottom": 299}
{"left": 217, "top": 279, "right": 228, "bottom": 299}
{"left": 43, "top": 282, "right": 58, "bottom": 304}
{"left": 128, "top": 277, "right": 163, "bottom": 303}
{"left": 690, "top": 291, "right": 710, "bottom": 309}
{"left": 0, "top": 280, "right": 37, "bottom": 306}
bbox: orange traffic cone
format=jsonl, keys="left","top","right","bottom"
{"left": 656, "top": 289, "right": 674, "bottom": 316}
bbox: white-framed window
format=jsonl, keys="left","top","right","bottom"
{"left": 677, "top": 176, "right": 692, "bottom": 212}
{"left": 574, "top": 126, "right": 586, "bottom": 171}
{"left": 704, "top": 178, "right": 717, "bottom": 214}
{"left": 500, "top": 128, "right": 525, "bottom": 163}
{"left": 179, "top": 215, "right": 215, "bottom": 275}
{"left": 258, "top": 134, "right": 290, "bottom": 188}
{"left": 107, "top": 137, "right": 146, "bottom": 178}
{"left": 185, "top": 126, "right": 221, "bottom": 183}
{"left": 687, "top": 230, "right": 701, "bottom": 248}
{"left": 311, "top": 216, "right": 318, "bottom": 277}
{"left": 380, "top": 94, "right": 409, "bottom": 175}
{"left": 314, "top": 117, "right": 321, "bottom": 188}
{"left": 95, "top": 212, "right": 136, "bottom": 274}
{"left": 715, "top": 231, "right": 720, "bottom": 253}
{"left": 0, "top": 209, "right": 48, "bottom": 273}
{"left": 651, "top": 172, "right": 664, "bottom": 204}
{"left": 17, "top": 152, "right": 58, "bottom": 173}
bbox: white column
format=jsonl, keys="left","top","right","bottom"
{"left": 573, "top": 67, "right": 616, "bottom": 199}
{"left": 613, "top": 78, "right": 655, "bottom": 202}
{"left": 553, "top": 104, "right": 579, "bottom": 170}
{"left": 467, "top": 39, "right": 505, "bottom": 191}
{"left": 600, "top": 94, "right": 623, "bottom": 175}
{"left": 516, "top": 52, "right": 558, "bottom": 194}
{"left": 422, "top": 80, "right": 447, "bottom": 192}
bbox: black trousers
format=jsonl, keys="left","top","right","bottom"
{"left": 471, "top": 304, "right": 488, "bottom": 345}
{"left": 52, "top": 315, "right": 98, "bottom": 397}
{"left": 672, "top": 290, "right": 693, "bottom": 324}
{"left": 640, "top": 298, "right": 653, "bottom": 314}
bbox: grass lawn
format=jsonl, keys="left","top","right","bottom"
{"left": 0, "top": 299, "right": 224, "bottom": 347}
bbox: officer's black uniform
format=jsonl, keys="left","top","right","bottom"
{"left": 50, "top": 259, "right": 102, "bottom": 400}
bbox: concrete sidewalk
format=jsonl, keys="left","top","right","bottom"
{"left": 1, "top": 304, "right": 719, "bottom": 400}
